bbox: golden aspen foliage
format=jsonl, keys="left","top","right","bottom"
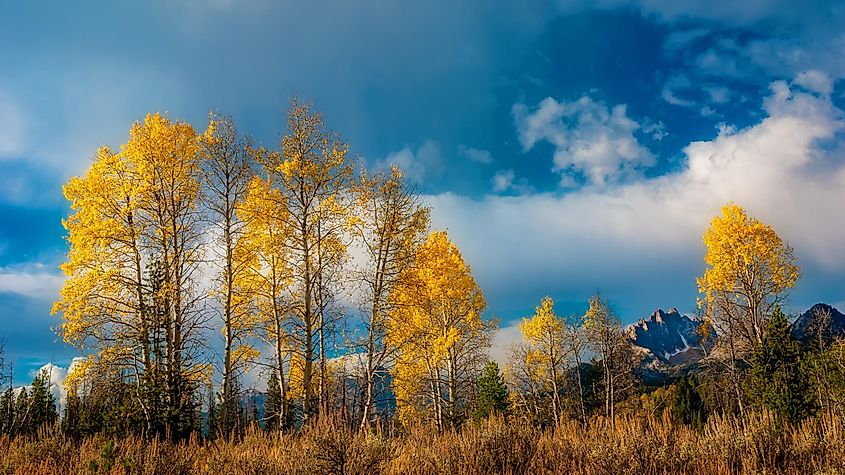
{"left": 261, "top": 99, "right": 354, "bottom": 417}
{"left": 350, "top": 164, "right": 430, "bottom": 428}
{"left": 697, "top": 203, "right": 800, "bottom": 347}
{"left": 519, "top": 296, "right": 567, "bottom": 421}
{"left": 388, "top": 231, "right": 492, "bottom": 428}
{"left": 54, "top": 112, "right": 206, "bottom": 437}
{"left": 237, "top": 174, "right": 294, "bottom": 388}
{"left": 53, "top": 145, "right": 145, "bottom": 352}
{"left": 583, "top": 293, "right": 630, "bottom": 422}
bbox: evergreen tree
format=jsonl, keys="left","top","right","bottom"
{"left": 206, "top": 383, "right": 219, "bottom": 438}
{"left": 265, "top": 370, "right": 283, "bottom": 431}
{"left": 28, "top": 368, "right": 59, "bottom": 432}
{"left": 0, "top": 387, "right": 13, "bottom": 434}
{"left": 473, "top": 361, "right": 510, "bottom": 421}
{"left": 671, "top": 376, "right": 707, "bottom": 428}
{"left": 748, "top": 306, "right": 815, "bottom": 423}
{"left": 219, "top": 376, "right": 242, "bottom": 437}
{"left": 63, "top": 389, "right": 81, "bottom": 437}
{"left": 13, "top": 387, "right": 29, "bottom": 434}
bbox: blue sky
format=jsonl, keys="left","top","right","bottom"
{"left": 1, "top": 0, "right": 844, "bottom": 385}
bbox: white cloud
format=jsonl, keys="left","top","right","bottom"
{"left": 642, "top": 120, "right": 667, "bottom": 141}
{"left": 513, "top": 96, "right": 655, "bottom": 187}
{"left": 795, "top": 70, "right": 834, "bottom": 96}
{"left": 662, "top": 89, "right": 695, "bottom": 107}
{"left": 491, "top": 169, "right": 515, "bottom": 193}
{"left": 0, "top": 265, "right": 64, "bottom": 301}
{"left": 661, "top": 75, "right": 695, "bottom": 107}
{"left": 373, "top": 140, "right": 441, "bottom": 183}
{"left": 491, "top": 169, "right": 532, "bottom": 194}
{"left": 458, "top": 145, "right": 493, "bottom": 164}
{"left": 488, "top": 321, "right": 522, "bottom": 368}
{"left": 21, "top": 358, "right": 86, "bottom": 415}
{"left": 431, "top": 79, "right": 845, "bottom": 321}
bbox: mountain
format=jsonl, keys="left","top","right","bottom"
{"left": 792, "top": 303, "right": 845, "bottom": 348}
{"left": 627, "top": 308, "right": 713, "bottom": 367}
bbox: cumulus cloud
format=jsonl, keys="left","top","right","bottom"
{"left": 458, "top": 145, "right": 493, "bottom": 164}
{"left": 488, "top": 321, "right": 522, "bottom": 368}
{"left": 0, "top": 265, "right": 64, "bottom": 301}
{"left": 513, "top": 96, "right": 655, "bottom": 187}
{"left": 795, "top": 70, "right": 834, "bottom": 96}
{"left": 432, "top": 78, "right": 845, "bottom": 328}
{"left": 21, "top": 358, "right": 86, "bottom": 414}
{"left": 491, "top": 169, "right": 532, "bottom": 194}
{"left": 373, "top": 140, "right": 441, "bottom": 183}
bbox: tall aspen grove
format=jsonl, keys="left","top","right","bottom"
{"left": 2, "top": 2, "right": 845, "bottom": 473}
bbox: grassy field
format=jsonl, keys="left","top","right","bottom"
{"left": 1, "top": 412, "right": 844, "bottom": 475}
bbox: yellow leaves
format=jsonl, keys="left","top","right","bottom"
{"left": 388, "top": 231, "right": 487, "bottom": 356}
{"left": 388, "top": 230, "right": 491, "bottom": 425}
{"left": 64, "top": 355, "right": 95, "bottom": 393}
{"left": 697, "top": 202, "right": 800, "bottom": 309}
{"left": 231, "top": 345, "right": 261, "bottom": 369}
{"left": 186, "top": 363, "right": 215, "bottom": 387}
{"left": 520, "top": 296, "right": 563, "bottom": 343}
{"left": 200, "top": 114, "right": 218, "bottom": 146}
{"left": 237, "top": 175, "right": 294, "bottom": 329}
{"left": 582, "top": 293, "right": 619, "bottom": 337}
{"left": 122, "top": 113, "right": 202, "bottom": 225}
{"left": 518, "top": 296, "right": 568, "bottom": 392}
{"left": 287, "top": 353, "right": 341, "bottom": 401}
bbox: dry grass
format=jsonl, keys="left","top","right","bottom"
{"left": 2, "top": 413, "right": 844, "bottom": 474}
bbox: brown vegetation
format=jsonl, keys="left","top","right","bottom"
{"left": 2, "top": 412, "right": 844, "bottom": 475}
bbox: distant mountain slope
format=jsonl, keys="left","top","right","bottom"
{"left": 627, "top": 308, "right": 713, "bottom": 366}
{"left": 792, "top": 303, "right": 845, "bottom": 347}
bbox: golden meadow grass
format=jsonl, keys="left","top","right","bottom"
{"left": 1, "top": 412, "right": 844, "bottom": 475}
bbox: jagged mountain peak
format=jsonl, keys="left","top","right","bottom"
{"left": 627, "top": 307, "right": 712, "bottom": 366}
{"left": 792, "top": 303, "right": 845, "bottom": 347}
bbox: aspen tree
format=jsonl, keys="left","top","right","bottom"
{"left": 350, "top": 165, "right": 429, "bottom": 429}
{"left": 388, "top": 231, "right": 493, "bottom": 429}
{"left": 697, "top": 203, "right": 800, "bottom": 416}
{"left": 198, "top": 113, "right": 256, "bottom": 435}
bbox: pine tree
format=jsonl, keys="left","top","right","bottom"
{"left": 29, "top": 368, "right": 59, "bottom": 432}
{"left": 266, "top": 370, "right": 283, "bottom": 431}
{"left": 474, "top": 361, "right": 510, "bottom": 421}
{"left": 14, "top": 387, "right": 29, "bottom": 434}
{"left": 0, "top": 387, "right": 13, "bottom": 434}
{"left": 63, "top": 389, "right": 81, "bottom": 437}
{"left": 207, "top": 394, "right": 219, "bottom": 438}
{"left": 671, "top": 376, "right": 707, "bottom": 429}
{"left": 748, "top": 306, "right": 815, "bottom": 423}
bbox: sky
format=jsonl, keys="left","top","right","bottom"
{"left": 1, "top": 0, "right": 844, "bottom": 386}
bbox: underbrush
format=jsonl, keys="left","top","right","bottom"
{"left": 1, "top": 413, "right": 843, "bottom": 474}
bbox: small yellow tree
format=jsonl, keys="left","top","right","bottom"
{"left": 388, "top": 231, "right": 493, "bottom": 429}
{"left": 520, "top": 296, "right": 566, "bottom": 423}
{"left": 698, "top": 203, "right": 800, "bottom": 347}
{"left": 696, "top": 202, "right": 800, "bottom": 416}
{"left": 583, "top": 294, "right": 629, "bottom": 424}
{"left": 350, "top": 165, "right": 429, "bottom": 429}
{"left": 237, "top": 173, "right": 294, "bottom": 427}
